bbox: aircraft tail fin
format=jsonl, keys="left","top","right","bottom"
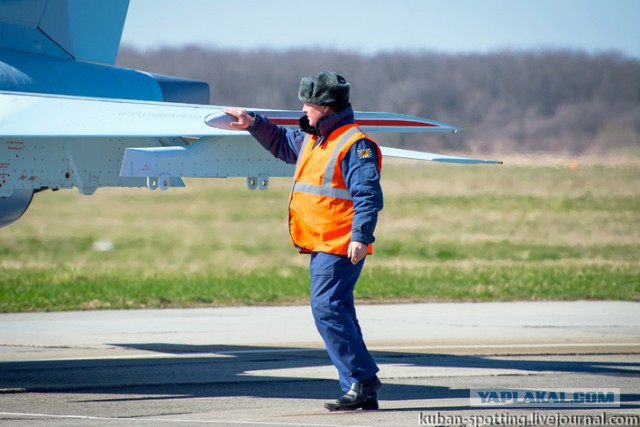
{"left": 0, "top": 0, "right": 129, "bottom": 64}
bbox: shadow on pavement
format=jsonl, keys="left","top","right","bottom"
{"left": 0, "top": 343, "right": 638, "bottom": 410}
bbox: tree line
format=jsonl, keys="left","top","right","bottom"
{"left": 116, "top": 47, "right": 640, "bottom": 155}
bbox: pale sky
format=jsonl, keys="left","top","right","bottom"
{"left": 120, "top": 0, "right": 640, "bottom": 58}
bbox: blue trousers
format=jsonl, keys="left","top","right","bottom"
{"left": 309, "top": 251, "right": 379, "bottom": 393}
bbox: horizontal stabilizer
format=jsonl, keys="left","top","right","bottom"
{"left": 380, "top": 146, "right": 502, "bottom": 165}
{"left": 1, "top": 92, "right": 460, "bottom": 138}
{"left": 206, "top": 110, "right": 461, "bottom": 133}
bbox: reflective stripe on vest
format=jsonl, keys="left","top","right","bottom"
{"left": 291, "top": 126, "right": 362, "bottom": 200}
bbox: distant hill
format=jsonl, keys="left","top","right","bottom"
{"left": 117, "top": 47, "right": 640, "bottom": 155}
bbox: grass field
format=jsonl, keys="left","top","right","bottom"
{"left": 1, "top": 156, "right": 638, "bottom": 312}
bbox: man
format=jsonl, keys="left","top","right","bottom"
{"left": 224, "top": 71, "right": 382, "bottom": 411}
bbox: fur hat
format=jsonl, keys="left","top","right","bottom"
{"left": 298, "top": 71, "right": 350, "bottom": 107}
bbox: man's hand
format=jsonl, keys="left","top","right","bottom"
{"left": 347, "top": 241, "right": 367, "bottom": 265}
{"left": 223, "top": 108, "right": 255, "bottom": 130}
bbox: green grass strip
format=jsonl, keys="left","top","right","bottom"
{"left": 1, "top": 263, "right": 637, "bottom": 312}
{"left": 359, "top": 264, "right": 640, "bottom": 302}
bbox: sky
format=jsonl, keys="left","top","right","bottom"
{"left": 120, "top": 0, "right": 640, "bottom": 59}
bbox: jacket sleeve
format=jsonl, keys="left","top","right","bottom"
{"left": 248, "top": 114, "right": 306, "bottom": 165}
{"left": 342, "top": 139, "right": 384, "bottom": 245}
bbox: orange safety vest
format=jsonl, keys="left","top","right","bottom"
{"left": 289, "top": 124, "right": 382, "bottom": 255}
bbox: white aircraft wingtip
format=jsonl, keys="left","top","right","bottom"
{"left": 205, "top": 112, "right": 237, "bottom": 130}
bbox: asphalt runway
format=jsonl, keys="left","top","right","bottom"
{"left": 0, "top": 301, "right": 639, "bottom": 426}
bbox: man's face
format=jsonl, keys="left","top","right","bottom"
{"left": 302, "top": 102, "right": 331, "bottom": 127}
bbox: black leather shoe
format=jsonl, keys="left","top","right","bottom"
{"left": 325, "top": 397, "right": 379, "bottom": 411}
{"left": 324, "top": 375, "right": 381, "bottom": 411}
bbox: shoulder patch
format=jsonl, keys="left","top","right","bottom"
{"left": 357, "top": 147, "right": 373, "bottom": 160}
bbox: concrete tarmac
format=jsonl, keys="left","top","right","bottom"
{"left": 0, "top": 301, "right": 639, "bottom": 426}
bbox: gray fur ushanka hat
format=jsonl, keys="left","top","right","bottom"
{"left": 298, "top": 71, "right": 350, "bottom": 107}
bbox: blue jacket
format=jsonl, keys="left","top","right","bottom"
{"left": 248, "top": 105, "right": 383, "bottom": 245}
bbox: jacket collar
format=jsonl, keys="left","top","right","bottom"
{"left": 298, "top": 104, "right": 354, "bottom": 138}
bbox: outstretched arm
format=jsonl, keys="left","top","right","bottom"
{"left": 225, "top": 108, "right": 305, "bottom": 165}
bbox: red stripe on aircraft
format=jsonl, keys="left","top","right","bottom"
{"left": 268, "top": 118, "right": 439, "bottom": 128}
{"left": 269, "top": 118, "right": 299, "bottom": 126}
{"left": 357, "top": 119, "right": 438, "bottom": 127}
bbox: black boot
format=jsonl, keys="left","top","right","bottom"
{"left": 324, "top": 375, "right": 381, "bottom": 411}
